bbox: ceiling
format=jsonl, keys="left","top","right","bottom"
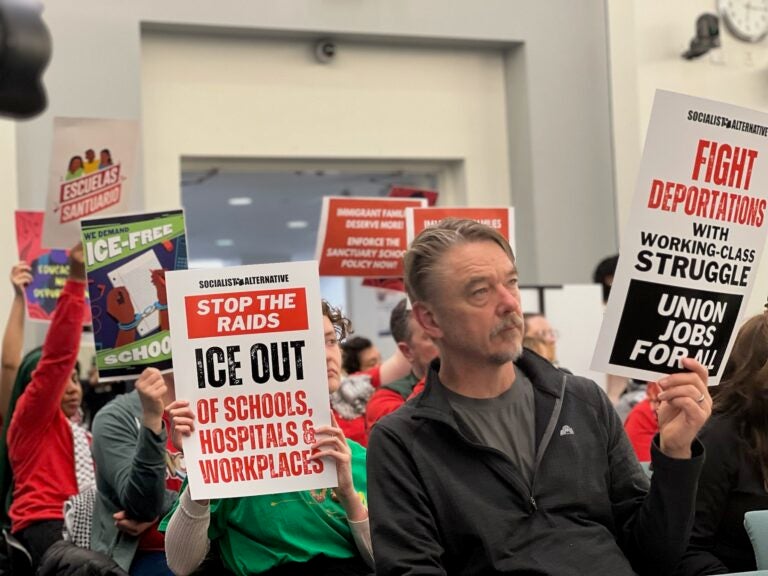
{"left": 180, "top": 167, "right": 437, "bottom": 267}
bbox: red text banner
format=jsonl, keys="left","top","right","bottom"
{"left": 185, "top": 288, "right": 308, "bottom": 339}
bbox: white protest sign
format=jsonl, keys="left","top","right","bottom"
{"left": 43, "top": 117, "right": 139, "bottom": 247}
{"left": 592, "top": 90, "right": 768, "bottom": 385}
{"left": 166, "top": 261, "right": 336, "bottom": 500}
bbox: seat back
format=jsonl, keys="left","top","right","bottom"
{"left": 744, "top": 510, "right": 768, "bottom": 570}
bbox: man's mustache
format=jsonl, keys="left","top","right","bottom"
{"left": 491, "top": 315, "right": 524, "bottom": 336}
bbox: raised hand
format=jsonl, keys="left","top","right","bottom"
{"left": 10, "top": 262, "right": 32, "bottom": 297}
{"left": 136, "top": 367, "right": 167, "bottom": 435}
{"left": 68, "top": 242, "right": 86, "bottom": 281}
{"left": 656, "top": 357, "right": 712, "bottom": 459}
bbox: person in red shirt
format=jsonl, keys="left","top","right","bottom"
{"left": 365, "top": 298, "right": 438, "bottom": 433}
{"left": 332, "top": 307, "right": 414, "bottom": 446}
{"left": 4, "top": 244, "right": 88, "bottom": 570}
{"left": 624, "top": 381, "right": 661, "bottom": 462}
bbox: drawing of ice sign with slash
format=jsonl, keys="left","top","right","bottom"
{"left": 108, "top": 249, "right": 163, "bottom": 336}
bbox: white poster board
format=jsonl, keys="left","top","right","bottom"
{"left": 166, "top": 261, "right": 337, "bottom": 500}
{"left": 592, "top": 90, "right": 768, "bottom": 385}
{"left": 43, "top": 117, "right": 139, "bottom": 247}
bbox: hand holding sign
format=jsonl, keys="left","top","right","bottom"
{"left": 310, "top": 413, "right": 367, "bottom": 522}
{"left": 167, "top": 399, "right": 194, "bottom": 452}
{"left": 68, "top": 242, "right": 86, "bottom": 282}
{"left": 656, "top": 357, "right": 712, "bottom": 459}
{"left": 10, "top": 262, "right": 32, "bottom": 297}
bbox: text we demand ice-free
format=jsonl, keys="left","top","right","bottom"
{"left": 166, "top": 261, "right": 337, "bottom": 500}
{"left": 593, "top": 90, "right": 768, "bottom": 385}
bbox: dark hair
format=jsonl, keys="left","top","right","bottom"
{"left": 68, "top": 155, "right": 83, "bottom": 172}
{"left": 714, "top": 311, "right": 768, "bottom": 484}
{"left": 593, "top": 255, "right": 619, "bottom": 303}
{"left": 321, "top": 300, "right": 352, "bottom": 342}
{"left": 389, "top": 298, "right": 411, "bottom": 344}
{"left": 341, "top": 336, "right": 373, "bottom": 375}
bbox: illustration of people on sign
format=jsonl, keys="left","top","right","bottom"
{"left": 63, "top": 148, "right": 116, "bottom": 181}
{"left": 83, "top": 148, "right": 99, "bottom": 174}
{"left": 99, "top": 148, "right": 113, "bottom": 169}
{"left": 65, "top": 155, "right": 84, "bottom": 181}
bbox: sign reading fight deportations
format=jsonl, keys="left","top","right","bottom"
{"left": 165, "top": 261, "right": 337, "bottom": 500}
{"left": 81, "top": 210, "right": 187, "bottom": 381}
{"left": 316, "top": 196, "right": 427, "bottom": 277}
{"left": 405, "top": 206, "right": 516, "bottom": 250}
{"left": 593, "top": 90, "right": 768, "bottom": 385}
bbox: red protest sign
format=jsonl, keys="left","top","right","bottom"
{"left": 388, "top": 186, "right": 439, "bottom": 206}
{"left": 406, "top": 207, "right": 515, "bottom": 248}
{"left": 316, "top": 196, "right": 427, "bottom": 277}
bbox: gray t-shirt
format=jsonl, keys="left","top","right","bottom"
{"left": 444, "top": 370, "right": 536, "bottom": 486}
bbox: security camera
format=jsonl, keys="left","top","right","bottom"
{"left": 314, "top": 40, "right": 336, "bottom": 64}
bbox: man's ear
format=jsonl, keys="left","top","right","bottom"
{"left": 397, "top": 341, "right": 415, "bottom": 364}
{"left": 412, "top": 302, "right": 442, "bottom": 340}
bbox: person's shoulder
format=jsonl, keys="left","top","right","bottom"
{"left": 346, "top": 438, "right": 367, "bottom": 456}
{"left": 369, "top": 396, "right": 425, "bottom": 446}
{"left": 700, "top": 412, "right": 740, "bottom": 443}
{"left": 520, "top": 351, "right": 604, "bottom": 406}
{"left": 92, "top": 390, "right": 139, "bottom": 426}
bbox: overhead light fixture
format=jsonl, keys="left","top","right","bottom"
{"left": 286, "top": 220, "right": 308, "bottom": 229}
{"left": 228, "top": 197, "right": 252, "bottom": 206}
{"left": 216, "top": 238, "right": 234, "bottom": 247}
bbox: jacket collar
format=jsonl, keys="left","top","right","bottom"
{"left": 415, "top": 349, "right": 564, "bottom": 417}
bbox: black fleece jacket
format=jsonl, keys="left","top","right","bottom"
{"left": 367, "top": 351, "right": 704, "bottom": 576}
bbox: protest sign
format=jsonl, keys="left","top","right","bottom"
{"left": 592, "top": 90, "right": 768, "bottom": 385}
{"left": 81, "top": 210, "right": 187, "bottom": 381}
{"left": 43, "top": 117, "right": 139, "bottom": 247}
{"left": 15, "top": 210, "right": 91, "bottom": 324}
{"left": 165, "top": 261, "right": 336, "bottom": 500}
{"left": 316, "top": 196, "right": 427, "bottom": 277}
{"left": 387, "top": 185, "right": 439, "bottom": 206}
{"left": 405, "top": 206, "right": 515, "bottom": 250}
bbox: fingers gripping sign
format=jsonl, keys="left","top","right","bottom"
{"left": 656, "top": 357, "right": 712, "bottom": 459}
{"left": 309, "top": 413, "right": 367, "bottom": 521}
{"left": 10, "top": 262, "right": 33, "bottom": 296}
{"left": 167, "top": 399, "right": 195, "bottom": 453}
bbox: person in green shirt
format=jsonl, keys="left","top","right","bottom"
{"left": 161, "top": 300, "right": 372, "bottom": 576}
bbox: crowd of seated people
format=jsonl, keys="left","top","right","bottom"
{"left": 0, "top": 231, "right": 765, "bottom": 576}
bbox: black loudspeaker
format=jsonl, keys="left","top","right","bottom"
{"left": 0, "top": 0, "right": 51, "bottom": 119}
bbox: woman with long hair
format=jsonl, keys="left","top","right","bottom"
{"left": 676, "top": 308, "right": 768, "bottom": 575}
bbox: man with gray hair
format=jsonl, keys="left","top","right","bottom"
{"left": 367, "top": 218, "right": 712, "bottom": 575}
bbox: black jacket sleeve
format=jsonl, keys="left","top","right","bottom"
{"left": 368, "top": 419, "right": 447, "bottom": 575}
{"left": 602, "top": 389, "right": 705, "bottom": 576}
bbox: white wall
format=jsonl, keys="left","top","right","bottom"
{"left": 608, "top": 0, "right": 768, "bottom": 316}
{"left": 140, "top": 34, "right": 511, "bottom": 213}
{"left": 0, "top": 120, "right": 19, "bottom": 332}
{"left": 12, "top": 0, "right": 617, "bottom": 290}
{"left": 139, "top": 34, "right": 511, "bottom": 351}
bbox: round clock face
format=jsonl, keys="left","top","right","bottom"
{"left": 718, "top": 0, "right": 768, "bottom": 42}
